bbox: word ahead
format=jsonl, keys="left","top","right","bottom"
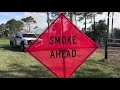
{"left": 50, "top": 50, "right": 76, "bottom": 58}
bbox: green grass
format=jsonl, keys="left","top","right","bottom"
{"left": 0, "top": 37, "right": 120, "bottom": 78}
{"left": 0, "top": 38, "right": 53, "bottom": 78}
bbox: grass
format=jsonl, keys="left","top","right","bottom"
{"left": 0, "top": 38, "right": 53, "bottom": 78}
{"left": 0, "top": 37, "right": 120, "bottom": 78}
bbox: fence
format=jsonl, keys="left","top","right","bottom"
{"left": 108, "top": 38, "right": 120, "bottom": 47}
{"left": 107, "top": 38, "right": 120, "bottom": 60}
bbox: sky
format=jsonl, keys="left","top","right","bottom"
{"left": 0, "top": 12, "right": 120, "bottom": 34}
{"left": 0, "top": 12, "right": 48, "bottom": 29}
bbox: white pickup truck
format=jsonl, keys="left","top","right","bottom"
{"left": 10, "top": 32, "right": 38, "bottom": 51}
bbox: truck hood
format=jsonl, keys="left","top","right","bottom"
{"left": 23, "top": 37, "right": 37, "bottom": 41}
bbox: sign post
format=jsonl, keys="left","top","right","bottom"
{"left": 25, "top": 13, "right": 98, "bottom": 78}
{"left": 105, "top": 12, "right": 110, "bottom": 61}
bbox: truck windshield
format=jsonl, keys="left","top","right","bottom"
{"left": 23, "top": 34, "right": 37, "bottom": 38}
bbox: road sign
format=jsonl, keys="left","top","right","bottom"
{"left": 25, "top": 13, "right": 98, "bottom": 78}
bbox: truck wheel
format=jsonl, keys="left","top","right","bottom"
{"left": 20, "top": 42, "right": 25, "bottom": 52}
{"left": 10, "top": 41, "right": 15, "bottom": 48}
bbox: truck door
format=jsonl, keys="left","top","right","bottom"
{"left": 15, "top": 33, "right": 22, "bottom": 46}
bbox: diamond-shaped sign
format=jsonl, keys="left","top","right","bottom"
{"left": 25, "top": 13, "right": 98, "bottom": 78}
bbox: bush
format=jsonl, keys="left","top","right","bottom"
{"left": 114, "top": 28, "right": 120, "bottom": 39}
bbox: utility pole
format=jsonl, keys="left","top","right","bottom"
{"left": 105, "top": 12, "right": 110, "bottom": 62}
{"left": 111, "top": 12, "right": 114, "bottom": 38}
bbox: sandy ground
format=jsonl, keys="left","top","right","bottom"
{"left": 99, "top": 46, "right": 120, "bottom": 60}
{"left": 108, "top": 46, "right": 120, "bottom": 60}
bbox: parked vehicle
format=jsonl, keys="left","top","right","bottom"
{"left": 10, "top": 32, "right": 38, "bottom": 51}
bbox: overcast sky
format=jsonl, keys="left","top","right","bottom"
{"left": 0, "top": 12, "right": 120, "bottom": 33}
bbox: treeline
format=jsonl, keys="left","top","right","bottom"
{"left": 0, "top": 16, "right": 36, "bottom": 37}
{"left": 47, "top": 12, "right": 120, "bottom": 41}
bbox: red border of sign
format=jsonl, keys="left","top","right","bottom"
{"left": 25, "top": 13, "right": 99, "bottom": 78}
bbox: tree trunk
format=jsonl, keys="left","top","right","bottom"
{"left": 75, "top": 14, "right": 77, "bottom": 26}
{"left": 47, "top": 12, "right": 50, "bottom": 27}
{"left": 93, "top": 15, "right": 96, "bottom": 42}
{"left": 111, "top": 12, "right": 114, "bottom": 38}
{"left": 70, "top": 12, "right": 73, "bottom": 22}
{"left": 84, "top": 15, "right": 86, "bottom": 32}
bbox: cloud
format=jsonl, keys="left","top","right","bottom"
{"left": 23, "top": 12, "right": 47, "bottom": 29}
{"left": 112, "top": 12, "right": 120, "bottom": 28}
{"left": 0, "top": 12, "right": 48, "bottom": 34}
{"left": 96, "top": 12, "right": 120, "bottom": 32}
{"left": 0, "top": 12, "right": 23, "bottom": 24}
{"left": 23, "top": 12, "right": 119, "bottom": 33}
{"left": 96, "top": 12, "right": 120, "bottom": 29}
{"left": 76, "top": 12, "right": 120, "bottom": 33}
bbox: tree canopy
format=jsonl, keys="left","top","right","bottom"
{"left": 114, "top": 28, "right": 120, "bottom": 38}
{"left": 6, "top": 19, "right": 24, "bottom": 35}
{"left": 21, "top": 16, "right": 36, "bottom": 32}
